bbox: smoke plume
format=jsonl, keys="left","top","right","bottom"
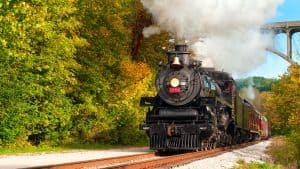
{"left": 239, "top": 78, "right": 256, "bottom": 101}
{"left": 143, "top": 25, "right": 161, "bottom": 38}
{"left": 141, "top": 0, "right": 283, "bottom": 74}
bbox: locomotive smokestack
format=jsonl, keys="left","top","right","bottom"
{"left": 175, "top": 44, "right": 188, "bottom": 52}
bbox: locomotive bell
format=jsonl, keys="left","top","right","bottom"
{"left": 172, "top": 56, "right": 181, "bottom": 66}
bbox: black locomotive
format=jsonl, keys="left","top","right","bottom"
{"left": 140, "top": 44, "right": 269, "bottom": 151}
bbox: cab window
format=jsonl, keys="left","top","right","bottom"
{"left": 204, "top": 77, "right": 210, "bottom": 89}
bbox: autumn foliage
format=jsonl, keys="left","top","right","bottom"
{"left": 264, "top": 64, "right": 300, "bottom": 167}
{"left": 265, "top": 65, "right": 300, "bottom": 134}
{"left": 0, "top": 0, "right": 160, "bottom": 148}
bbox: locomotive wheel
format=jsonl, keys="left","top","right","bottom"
{"left": 200, "top": 140, "right": 209, "bottom": 151}
{"left": 208, "top": 141, "right": 214, "bottom": 150}
{"left": 235, "top": 130, "right": 241, "bottom": 144}
{"left": 212, "top": 142, "right": 217, "bottom": 149}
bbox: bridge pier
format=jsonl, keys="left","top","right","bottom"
{"left": 262, "top": 21, "right": 300, "bottom": 64}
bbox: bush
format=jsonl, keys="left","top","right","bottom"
{"left": 267, "top": 137, "right": 298, "bottom": 169}
{"left": 234, "top": 159, "right": 283, "bottom": 169}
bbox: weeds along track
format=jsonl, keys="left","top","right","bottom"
{"left": 24, "top": 141, "right": 259, "bottom": 169}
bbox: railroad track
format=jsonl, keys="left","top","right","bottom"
{"left": 24, "top": 141, "right": 259, "bottom": 169}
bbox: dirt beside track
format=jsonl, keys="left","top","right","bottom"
{"left": 0, "top": 147, "right": 151, "bottom": 169}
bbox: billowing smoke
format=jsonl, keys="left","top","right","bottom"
{"left": 141, "top": 0, "right": 283, "bottom": 74}
{"left": 143, "top": 25, "right": 161, "bottom": 38}
{"left": 239, "top": 78, "right": 256, "bottom": 101}
{"left": 246, "top": 85, "right": 256, "bottom": 100}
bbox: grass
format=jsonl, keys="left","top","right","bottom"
{"left": 0, "top": 142, "right": 147, "bottom": 155}
{"left": 0, "top": 146, "right": 65, "bottom": 155}
{"left": 266, "top": 136, "right": 299, "bottom": 169}
{"left": 233, "top": 136, "right": 300, "bottom": 169}
{"left": 233, "top": 159, "right": 283, "bottom": 169}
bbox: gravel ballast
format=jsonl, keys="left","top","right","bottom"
{"left": 174, "top": 140, "right": 271, "bottom": 169}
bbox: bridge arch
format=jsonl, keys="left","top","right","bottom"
{"left": 262, "top": 21, "right": 300, "bottom": 64}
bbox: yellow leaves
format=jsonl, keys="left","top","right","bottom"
{"left": 72, "top": 35, "right": 89, "bottom": 47}
{"left": 120, "top": 60, "right": 152, "bottom": 83}
{"left": 108, "top": 14, "right": 126, "bottom": 32}
{"left": 99, "top": 26, "right": 111, "bottom": 38}
{"left": 113, "top": 1, "right": 122, "bottom": 9}
{"left": 289, "top": 65, "right": 300, "bottom": 83}
{"left": 117, "top": 61, "right": 154, "bottom": 114}
{"left": 0, "top": 39, "right": 7, "bottom": 47}
{"left": 288, "top": 112, "right": 300, "bottom": 127}
{"left": 265, "top": 64, "right": 300, "bottom": 134}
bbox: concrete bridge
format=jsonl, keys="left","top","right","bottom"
{"left": 262, "top": 21, "right": 300, "bottom": 63}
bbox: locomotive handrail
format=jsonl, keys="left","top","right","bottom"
{"left": 140, "top": 97, "right": 155, "bottom": 106}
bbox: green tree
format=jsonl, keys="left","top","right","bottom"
{"left": 236, "top": 76, "right": 278, "bottom": 92}
{"left": 0, "top": 0, "right": 170, "bottom": 148}
{"left": 72, "top": 0, "right": 156, "bottom": 144}
{"left": 0, "top": 0, "right": 84, "bottom": 147}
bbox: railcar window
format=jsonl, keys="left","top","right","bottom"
{"left": 211, "top": 83, "right": 216, "bottom": 91}
{"left": 210, "top": 82, "right": 218, "bottom": 96}
{"left": 204, "top": 77, "right": 210, "bottom": 89}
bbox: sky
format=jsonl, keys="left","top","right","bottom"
{"left": 244, "top": 0, "right": 300, "bottom": 78}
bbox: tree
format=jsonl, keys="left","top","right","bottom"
{"left": 236, "top": 77, "right": 278, "bottom": 92}
{"left": 0, "top": 0, "right": 84, "bottom": 147}
{"left": 71, "top": 0, "right": 155, "bottom": 144}
{"left": 264, "top": 64, "right": 300, "bottom": 168}
{"left": 264, "top": 65, "right": 300, "bottom": 135}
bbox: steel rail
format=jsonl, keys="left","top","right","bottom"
{"left": 104, "top": 141, "right": 260, "bottom": 169}
{"left": 23, "top": 152, "right": 156, "bottom": 169}
{"left": 23, "top": 141, "right": 260, "bottom": 169}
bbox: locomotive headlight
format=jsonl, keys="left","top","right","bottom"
{"left": 170, "top": 78, "right": 180, "bottom": 87}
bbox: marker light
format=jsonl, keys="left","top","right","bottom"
{"left": 169, "top": 87, "right": 181, "bottom": 93}
{"left": 170, "top": 78, "right": 180, "bottom": 87}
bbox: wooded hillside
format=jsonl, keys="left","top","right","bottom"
{"left": 236, "top": 77, "right": 278, "bottom": 92}
{"left": 0, "top": 0, "right": 166, "bottom": 147}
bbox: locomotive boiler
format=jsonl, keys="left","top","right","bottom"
{"left": 140, "top": 44, "right": 269, "bottom": 152}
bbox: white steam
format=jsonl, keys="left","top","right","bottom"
{"left": 143, "top": 25, "right": 161, "bottom": 38}
{"left": 240, "top": 78, "right": 256, "bottom": 100}
{"left": 246, "top": 85, "right": 256, "bottom": 100}
{"left": 246, "top": 78, "right": 256, "bottom": 100}
{"left": 141, "top": 0, "right": 283, "bottom": 74}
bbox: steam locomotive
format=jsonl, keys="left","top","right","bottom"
{"left": 140, "top": 44, "right": 269, "bottom": 151}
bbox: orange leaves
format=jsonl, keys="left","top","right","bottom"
{"left": 117, "top": 60, "right": 153, "bottom": 115}
{"left": 119, "top": 60, "right": 152, "bottom": 84}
